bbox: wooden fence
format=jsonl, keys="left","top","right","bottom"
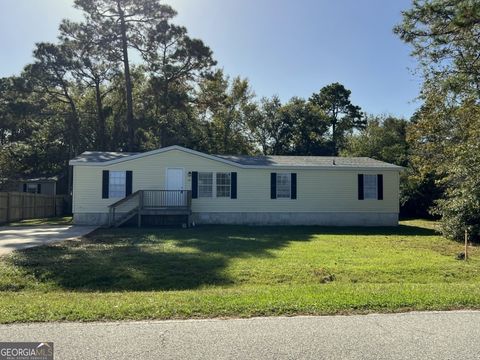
{"left": 0, "top": 192, "right": 68, "bottom": 224}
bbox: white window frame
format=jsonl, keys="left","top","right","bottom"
{"left": 109, "top": 171, "right": 126, "bottom": 198}
{"left": 363, "top": 174, "right": 378, "bottom": 200}
{"left": 216, "top": 172, "right": 231, "bottom": 198}
{"left": 198, "top": 172, "right": 213, "bottom": 198}
{"left": 276, "top": 173, "right": 291, "bottom": 199}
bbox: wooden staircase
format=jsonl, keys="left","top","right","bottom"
{"left": 108, "top": 190, "right": 192, "bottom": 228}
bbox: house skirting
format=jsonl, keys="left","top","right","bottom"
{"left": 74, "top": 211, "right": 398, "bottom": 226}
{"left": 194, "top": 212, "right": 398, "bottom": 226}
{"left": 74, "top": 213, "right": 110, "bottom": 225}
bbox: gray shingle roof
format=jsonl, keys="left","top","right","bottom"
{"left": 215, "top": 155, "right": 398, "bottom": 168}
{"left": 71, "top": 151, "right": 140, "bottom": 163}
{"left": 71, "top": 148, "right": 401, "bottom": 169}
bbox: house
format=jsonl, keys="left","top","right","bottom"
{"left": 69, "top": 145, "right": 402, "bottom": 227}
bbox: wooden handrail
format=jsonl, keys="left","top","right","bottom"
{"left": 108, "top": 190, "right": 141, "bottom": 208}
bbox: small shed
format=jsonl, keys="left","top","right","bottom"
{"left": 18, "top": 177, "right": 61, "bottom": 195}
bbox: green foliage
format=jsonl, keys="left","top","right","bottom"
{"left": 247, "top": 96, "right": 283, "bottom": 154}
{"left": 0, "top": 0, "right": 220, "bottom": 180}
{"left": 396, "top": 0, "right": 480, "bottom": 241}
{"left": 197, "top": 70, "right": 256, "bottom": 154}
{"left": 342, "top": 115, "right": 408, "bottom": 166}
{"left": 310, "top": 82, "right": 365, "bottom": 155}
{"left": 427, "top": 98, "right": 480, "bottom": 241}
{"left": 277, "top": 97, "right": 329, "bottom": 155}
{"left": 394, "top": 0, "right": 480, "bottom": 94}
{"left": 74, "top": 0, "right": 178, "bottom": 151}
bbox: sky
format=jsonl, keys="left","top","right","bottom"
{"left": 0, "top": 0, "right": 421, "bottom": 118}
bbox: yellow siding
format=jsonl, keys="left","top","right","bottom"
{"left": 72, "top": 149, "right": 400, "bottom": 214}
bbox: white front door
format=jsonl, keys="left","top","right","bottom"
{"left": 166, "top": 168, "right": 184, "bottom": 206}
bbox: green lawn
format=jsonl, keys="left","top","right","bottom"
{"left": 0, "top": 219, "right": 479, "bottom": 323}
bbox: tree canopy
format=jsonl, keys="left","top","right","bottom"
{"left": 395, "top": 0, "right": 480, "bottom": 241}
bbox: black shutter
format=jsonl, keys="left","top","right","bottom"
{"left": 126, "top": 171, "right": 133, "bottom": 196}
{"left": 37, "top": 184, "right": 42, "bottom": 194}
{"left": 291, "top": 173, "right": 297, "bottom": 199}
{"left": 191, "top": 171, "right": 198, "bottom": 199}
{"left": 358, "top": 174, "right": 364, "bottom": 200}
{"left": 23, "top": 183, "right": 27, "bottom": 192}
{"left": 270, "top": 173, "right": 277, "bottom": 199}
{"left": 102, "top": 170, "right": 109, "bottom": 199}
{"left": 377, "top": 174, "right": 383, "bottom": 200}
{"left": 231, "top": 172, "right": 237, "bottom": 199}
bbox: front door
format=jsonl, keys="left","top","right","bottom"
{"left": 166, "top": 168, "right": 184, "bottom": 206}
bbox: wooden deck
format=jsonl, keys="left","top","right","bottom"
{"left": 108, "top": 190, "right": 192, "bottom": 227}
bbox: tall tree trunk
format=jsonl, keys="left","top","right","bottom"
{"left": 117, "top": 1, "right": 135, "bottom": 151}
{"left": 94, "top": 79, "right": 106, "bottom": 151}
{"left": 332, "top": 120, "right": 337, "bottom": 156}
{"left": 66, "top": 96, "right": 80, "bottom": 157}
{"left": 160, "top": 79, "right": 170, "bottom": 147}
{"left": 65, "top": 97, "right": 79, "bottom": 198}
{"left": 331, "top": 104, "right": 338, "bottom": 156}
{"left": 223, "top": 116, "right": 230, "bottom": 154}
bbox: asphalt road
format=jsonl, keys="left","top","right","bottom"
{"left": 0, "top": 225, "right": 97, "bottom": 255}
{"left": 1, "top": 311, "right": 479, "bottom": 359}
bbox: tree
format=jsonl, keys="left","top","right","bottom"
{"left": 396, "top": 0, "right": 480, "bottom": 241}
{"left": 247, "top": 96, "right": 283, "bottom": 154}
{"left": 309, "top": 83, "right": 364, "bottom": 155}
{"left": 394, "top": 0, "right": 480, "bottom": 96}
{"left": 60, "top": 20, "right": 120, "bottom": 150}
{"left": 25, "top": 43, "right": 80, "bottom": 159}
{"left": 278, "top": 98, "right": 329, "bottom": 155}
{"left": 141, "top": 19, "right": 215, "bottom": 146}
{"left": 0, "top": 76, "right": 40, "bottom": 180}
{"left": 0, "top": 75, "right": 72, "bottom": 182}
{"left": 408, "top": 88, "right": 480, "bottom": 239}
{"left": 342, "top": 115, "right": 409, "bottom": 166}
{"left": 197, "top": 70, "right": 256, "bottom": 154}
{"left": 74, "top": 0, "right": 176, "bottom": 151}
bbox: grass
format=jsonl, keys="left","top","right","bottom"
{"left": 0, "top": 219, "right": 479, "bottom": 323}
{"left": 6, "top": 216, "right": 73, "bottom": 227}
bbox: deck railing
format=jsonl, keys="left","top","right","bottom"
{"left": 108, "top": 190, "right": 141, "bottom": 226}
{"left": 142, "top": 190, "right": 191, "bottom": 208}
{"left": 108, "top": 190, "right": 192, "bottom": 227}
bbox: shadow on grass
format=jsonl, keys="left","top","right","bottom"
{"left": 8, "top": 226, "right": 314, "bottom": 291}
{"left": 7, "top": 223, "right": 436, "bottom": 292}
{"left": 7, "top": 216, "right": 73, "bottom": 227}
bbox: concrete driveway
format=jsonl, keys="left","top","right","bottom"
{"left": 0, "top": 311, "right": 479, "bottom": 359}
{"left": 0, "top": 225, "right": 98, "bottom": 255}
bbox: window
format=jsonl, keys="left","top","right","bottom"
{"left": 216, "top": 173, "right": 231, "bottom": 198}
{"left": 364, "top": 174, "right": 377, "bottom": 199}
{"left": 198, "top": 172, "right": 213, "bottom": 197}
{"left": 276, "top": 173, "right": 291, "bottom": 198}
{"left": 109, "top": 171, "right": 126, "bottom": 198}
{"left": 26, "top": 184, "right": 38, "bottom": 194}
